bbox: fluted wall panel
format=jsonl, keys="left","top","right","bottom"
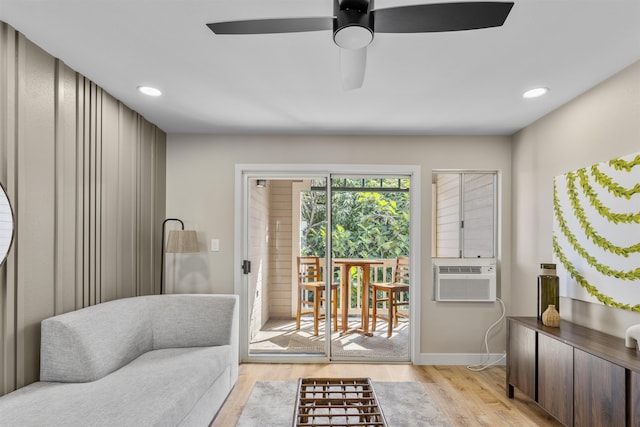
{"left": 0, "top": 22, "right": 166, "bottom": 394}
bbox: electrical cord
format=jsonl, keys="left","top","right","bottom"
{"left": 467, "top": 297, "right": 506, "bottom": 372}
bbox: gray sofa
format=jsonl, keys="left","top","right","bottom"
{"left": 0, "top": 294, "right": 239, "bottom": 427}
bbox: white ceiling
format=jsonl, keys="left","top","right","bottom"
{"left": 1, "top": 0, "right": 639, "bottom": 135}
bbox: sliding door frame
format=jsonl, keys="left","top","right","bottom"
{"left": 235, "top": 164, "right": 421, "bottom": 363}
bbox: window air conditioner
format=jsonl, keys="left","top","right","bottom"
{"left": 433, "top": 259, "right": 496, "bottom": 302}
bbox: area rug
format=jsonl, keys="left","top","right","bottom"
{"left": 236, "top": 380, "right": 451, "bottom": 427}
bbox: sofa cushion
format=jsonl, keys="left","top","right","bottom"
{"left": 40, "top": 297, "right": 153, "bottom": 383}
{"left": 149, "top": 294, "right": 236, "bottom": 349}
{"left": 0, "top": 346, "right": 232, "bottom": 427}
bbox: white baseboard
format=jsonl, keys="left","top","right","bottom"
{"left": 414, "top": 353, "right": 506, "bottom": 366}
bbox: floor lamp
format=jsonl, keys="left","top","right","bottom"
{"left": 160, "top": 218, "right": 199, "bottom": 294}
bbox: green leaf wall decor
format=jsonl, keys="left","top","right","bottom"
{"left": 553, "top": 151, "right": 640, "bottom": 312}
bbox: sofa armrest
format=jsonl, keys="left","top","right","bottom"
{"left": 150, "top": 294, "right": 239, "bottom": 384}
{"left": 229, "top": 294, "right": 239, "bottom": 384}
{"left": 40, "top": 298, "right": 153, "bottom": 382}
{"left": 149, "top": 294, "right": 238, "bottom": 350}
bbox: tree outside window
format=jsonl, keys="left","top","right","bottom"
{"left": 300, "top": 178, "right": 410, "bottom": 260}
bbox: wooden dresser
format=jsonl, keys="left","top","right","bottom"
{"left": 507, "top": 316, "right": 640, "bottom": 426}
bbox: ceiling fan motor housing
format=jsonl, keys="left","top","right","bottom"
{"left": 333, "top": 0, "right": 374, "bottom": 49}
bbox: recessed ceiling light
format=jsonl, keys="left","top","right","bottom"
{"left": 137, "top": 86, "right": 162, "bottom": 97}
{"left": 523, "top": 87, "right": 549, "bottom": 99}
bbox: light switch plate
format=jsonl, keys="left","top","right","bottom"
{"left": 211, "top": 239, "right": 220, "bottom": 252}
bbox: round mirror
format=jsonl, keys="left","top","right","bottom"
{"left": 0, "top": 182, "right": 15, "bottom": 265}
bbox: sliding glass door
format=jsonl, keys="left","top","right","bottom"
{"left": 328, "top": 175, "right": 411, "bottom": 361}
{"left": 236, "top": 165, "right": 419, "bottom": 363}
{"left": 242, "top": 174, "right": 331, "bottom": 362}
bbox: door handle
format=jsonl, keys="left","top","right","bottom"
{"left": 242, "top": 260, "right": 251, "bottom": 274}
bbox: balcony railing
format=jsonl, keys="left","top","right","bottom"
{"left": 315, "top": 258, "right": 408, "bottom": 316}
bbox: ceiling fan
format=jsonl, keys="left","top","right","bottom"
{"left": 207, "top": 1, "right": 514, "bottom": 90}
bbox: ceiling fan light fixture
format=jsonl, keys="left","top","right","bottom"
{"left": 137, "top": 85, "right": 162, "bottom": 97}
{"left": 523, "top": 87, "right": 549, "bottom": 99}
{"left": 333, "top": 25, "right": 373, "bottom": 49}
{"left": 207, "top": 1, "right": 515, "bottom": 90}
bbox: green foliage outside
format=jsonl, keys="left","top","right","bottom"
{"left": 300, "top": 179, "right": 410, "bottom": 260}
{"left": 299, "top": 179, "right": 410, "bottom": 307}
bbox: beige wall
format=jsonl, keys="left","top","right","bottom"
{"left": 0, "top": 23, "right": 166, "bottom": 394}
{"left": 512, "top": 60, "right": 640, "bottom": 337}
{"left": 166, "top": 135, "right": 512, "bottom": 355}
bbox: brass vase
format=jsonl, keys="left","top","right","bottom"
{"left": 538, "top": 263, "right": 559, "bottom": 320}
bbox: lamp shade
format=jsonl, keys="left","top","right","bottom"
{"left": 166, "top": 230, "right": 199, "bottom": 253}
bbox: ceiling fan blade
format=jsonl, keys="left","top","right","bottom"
{"left": 372, "top": 2, "right": 514, "bottom": 33}
{"left": 340, "top": 47, "right": 367, "bottom": 91}
{"left": 207, "top": 17, "right": 334, "bottom": 35}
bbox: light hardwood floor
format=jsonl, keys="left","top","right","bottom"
{"left": 212, "top": 363, "right": 562, "bottom": 426}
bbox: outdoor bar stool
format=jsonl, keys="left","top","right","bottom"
{"left": 372, "top": 256, "right": 410, "bottom": 337}
{"left": 296, "top": 256, "right": 339, "bottom": 336}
